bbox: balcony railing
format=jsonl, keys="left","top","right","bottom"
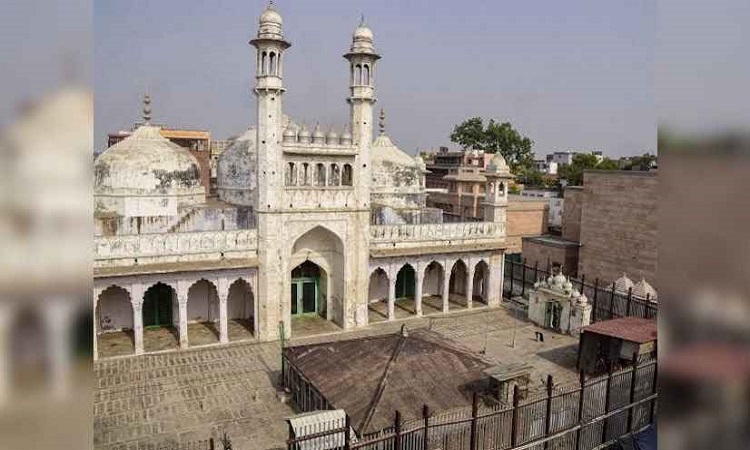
{"left": 370, "top": 221, "right": 504, "bottom": 246}
{"left": 94, "top": 229, "right": 257, "bottom": 263}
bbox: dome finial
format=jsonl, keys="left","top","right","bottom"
{"left": 379, "top": 108, "right": 385, "bottom": 135}
{"left": 359, "top": 13, "right": 366, "bottom": 26}
{"left": 142, "top": 93, "right": 152, "bottom": 124}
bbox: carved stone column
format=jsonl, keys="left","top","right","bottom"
{"left": 442, "top": 263, "right": 451, "bottom": 313}
{"left": 218, "top": 278, "right": 229, "bottom": 344}
{"left": 415, "top": 265, "right": 424, "bottom": 317}
{"left": 131, "top": 284, "right": 145, "bottom": 355}
{"left": 178, "top": 295, "right": 189, "bottom": 349}
{"left": 387, "top": 272, "right": 396, "bottom": 321}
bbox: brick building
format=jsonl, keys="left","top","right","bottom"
{"left": 522, "top": 170, "right": 657, "bottom": 286}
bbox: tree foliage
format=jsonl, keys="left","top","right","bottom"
{"left": 558, "top": 153, "right": 619, "bottom": 186}
{"left": 450, "top": 117, "right": 534, "bottom": 173}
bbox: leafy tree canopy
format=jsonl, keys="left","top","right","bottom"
{"left": 450, "top": 117, "right": 534, "bottom": 173}
{"left": 558, "top": 153, "right": 619, "bottom": 186}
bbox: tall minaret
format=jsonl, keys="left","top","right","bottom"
{"left": 344, "top": 17, "right": 380, "bottom": 207}
{"left": 250, "top": 1, "right": 290, "bottom": 212}
{"left": 250, "top": 2, "right": 291, "bottom": 341}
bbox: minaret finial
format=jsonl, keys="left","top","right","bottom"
{"left": 379, "top": 108, "right": 385, "bottom": 135}
{"left": 142, "top": 93, "right": 152, "bottom": 124}
{"left": 360, "top": 14, "right": 365, "bottom": 26}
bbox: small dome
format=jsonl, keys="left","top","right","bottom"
{"left": 353, "top": 25, "right": 373, "bottom": 41}
{"left": 326, "top": 129, "right": 340, "bottom": 145}
{"left": 259, "top": 5, "right": 282, "bottom": 26}
{"left": 282, "top": 123, "right": 296, "bottom": 143}
{"left": 571, "top": 290, "right": 581, "bottom": 299}
{"left": 563, "top": 278, "right": 573, "bottom": 291}
{"left": 340, "top": 126, "right": 353, "bottom": 145}
{"left": 298, "top": 124, "right": 311, "bottom": 144}
{"left": 553, "top": 272, "right": 566, "bottom": 287}
{"left": 487, "top": 153, "right": 511, "bottom": 173}
{"left": 312, "top": 123, "right": 325, "bottom": 144}
{"left": 633, "top": 278, "right": 658, "bottom": 301}
{"left": 614, "top": 273, "right": 634, "bottom": 294}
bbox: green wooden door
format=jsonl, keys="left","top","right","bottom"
{"left": 291, "top": 278, "right": 319, "bottom": 316}
{"left": 143, "top": 284, "right": 173, "bottom": 327}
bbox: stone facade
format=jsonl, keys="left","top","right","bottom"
{"left": 506, "top": 197, "right": 549, "bottom": 253}
{"left": 562, "top": 186, "right": 583, "bottom": 241}
{"left": 521, "top": 236, "right": 580, "bottom": 276}
{"left": 92, "top": 5, "right": 513, "bottom": 360}
{"left": 577, "top": 171, "right": 658, "bottom": 286}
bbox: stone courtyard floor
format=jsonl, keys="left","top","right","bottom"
{"left": 94, "top": 304, "right": 579, "bottom": 450}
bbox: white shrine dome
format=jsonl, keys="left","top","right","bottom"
{"left": 217, "top": 127, "right": 258, "bottom": 207}
{"left": 633, "top": 278, "right": 658, "bottom": 301}
{"left": 613, "top": 273, "right": 635, "bottom": 294}
{"left": 94, "top": 125, "right": 203, "bottom": 196}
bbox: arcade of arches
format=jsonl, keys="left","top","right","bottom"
{"left": 367, "top": 257, "right": 495, "bottom": 323}
{"left": 94, "top": 273, "right": 256, "bottom": 359}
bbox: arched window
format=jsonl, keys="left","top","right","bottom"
{"left": 330, "top": 164, "right": 341, "bottom": 186}
{"left": 302, "top": 163, "right": 310, "bottom": 186}
{"left": 261, "top": 51, "right": 268, "bottom": 75}
{"left": 363, "top": 64, "right": 370, "bottom": 85}
{"left": 269, "top": 52, "right": 277, "bottom": 75}
{"left": 287, "top": 162, "right": 297, "bottom": 186}
{"left": 316, "top": 163, "right": 326, "bottom": 187}
{"left": 342, "top": 164, "right": 353, "bottom": 186}
{"left": 355, "top": 64, "right": 362, "bottom": 85}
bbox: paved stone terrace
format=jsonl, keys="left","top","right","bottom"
{"left": 94, "top": 305, "right": 578, "bottom": 450}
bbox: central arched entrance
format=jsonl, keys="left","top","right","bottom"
{"left": 291, "top": 261, "right": 323, "bottom": 317}
{"left": 289, "top": 226, "right": 345, "bottom": 336}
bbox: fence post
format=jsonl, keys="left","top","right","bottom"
{"left": 591, "top": 277, "right": 599, "bottom": 323}
{"left": 609, "top": 282, "right": 616, "bottom": 319}
{"left": 470, "top": 392, "right": 479, "bottom": 450}
{"left": 575, "top": 371, "right": 586, "bottom": 450}
{"left": 601, "top": 369, "right": 613, "bottom": 445}
{"left": 510, "top": 260, "right": 515, "bottom": 298}
{"left": 534, "top": 261, "right": 539, "bottom": 283}
{"left": 579, "top": 274, "right": 585, "bottom": 294}
{"left": 627, "top": 352, "right": 639, "bottom": 432}
{"left": 209, "top": 437, "right": 215, "bottom": 450}
{"left": 394, "top": 410, "right": 402, "bottom": 450}
{"left": 543, "top": 375, "right": 554, "bottom": 450}
{"left": 626, "top": 287, "right": 633, "bottom": 316}
{"left": 521, "top": 262, "right": 527, "bottom": 297}
{"left": 649, "top": 361, "right": 658, "bottom": 423}
{"left": 344, "top": 415, "right": 351, "bottom": 450}
{"left": 511, "top": 384, "right": 520, "bottom": 447}
{"left": 422, "top": 405, "right": 430, "bottom": 450}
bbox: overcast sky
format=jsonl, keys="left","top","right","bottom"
{"left": 92, "top": 0, "right": 657, "bottom": 157}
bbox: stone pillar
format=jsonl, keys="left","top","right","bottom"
{"left": 44, "top": 300, "right": 73, "bottom": 399}
{"left": 178, "top": 295, "right": 189, "bottom": 349}
{"left": 218, "top": 278, "right": 229, "bottom": 344}
{"left": 387, "top": 274, "right": 396, "bottom": 321}
{"left": 466, "top": 264, "right": 475, "bottom": 309}
{"left": 487, "top": 253, "right": 504, "bottom": 307}
{"left": 442, "top": 266, "right": 450, "bottom": 313}
{"left": 415, "top": 266, "right": 424, "bottom": 317}
{"left": 131, "top": 284, "right": 145, "bottom": 355}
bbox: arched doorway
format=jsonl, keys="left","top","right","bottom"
{"left": 187, "top": 279, "right": 219, "bottom": 346}
{"left": 449, "top": 260, "right": 468, "bottom": 308}
{"left": 394, "top": 264, "right": 417, "bottom": 316}
{"left": 142, "top": 283, "right": 178, "bottom": 352}
{"left": 473, "top": 260, "right": 490, "bottom": 304}
{"left": 290, "top": 226, "right": 345, "bottom": 334}
{"left": 291, "top": 261, "right": 323, "bottom": 317}
{"left": 422, "top": 261, "right": 444, "bottom": 313}
{"left": 368, "top": 268, "right": 389, "bottom": 323}
{"left": 96, "top": 285, "right": 134, "bottom": 357}
{"left": 227, "top": 278, "right": 254, "bottom": 340}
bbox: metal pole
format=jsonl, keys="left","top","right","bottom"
{"left": 511, "top": 385, "right": 520, "bottom": 447}
{"left": 609, "top": 282, "right": 616, "bottom": 319}
{"left": 344, "top": 415, "right": 351, "bottom": 450}
{"left": 544, "top": 375, "right": 554, "bottom": 449}
{"left": 592, "top": 278, "right": 599, "bottom": 322}
{"left": 521, "top": 261, "right": 527, "bottom": 297}
{"left": 470, "top": 393, "right": 479, "bottom": 450}
{"left": 601, "top": 369, "right": 613, "bottom": 445}
{"left": 394, "top": 410, "right": 402, "bottom": 450}
{"left": 575, "top": 371, "right": 586, "bottom": 450}
{"left": 422, "top": 405, "right": 430, "bottom": 450}
{"left": 627, "top": 352, "right": 639, "bottom": 432}
{"left": 626, "top": 287, "right": 633, "bottom": 316}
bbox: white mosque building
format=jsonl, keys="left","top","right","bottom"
{"left": 93, "top": 3, "right": 513, "bottom": 359}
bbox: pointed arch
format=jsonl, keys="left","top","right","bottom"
{"left": 449, "top": 259, "right": 468, "bottom": 299}
{"left": 363, "top": 64, "right": 370, "bottom": 85}
{"left": 423, "top": 261, "right": 444, "bottom": 298}
{"left": 395, "top": 263, "right": 416, "bottom": 300}
{"left": 342, "top": 164, "right": 353, "bottom": 186}
{"left": 227, "top": 278, "right": 254, "bottom": 340}
{"left": 473, "top": 260, "right": 490, "bottom": 304}
{"left": 269, "top": 51, "right": 277, "bottom": 75}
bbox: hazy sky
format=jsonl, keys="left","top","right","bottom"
{"left": 93, "top": 0, "right": 656, "bottom": 157}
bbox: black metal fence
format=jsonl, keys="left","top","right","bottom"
{"left": 285, "top": 358, "right": 657, "bottom": 450}
{"left": 502, "top": 257, "right": 658, "bottom": 322}
{"left": 154, "top": 438, "right": 217, "bottom": 450}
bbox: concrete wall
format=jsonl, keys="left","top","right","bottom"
{"left": 577, "top": 171, "right": 658, "bottom": 287}
{"left": 522, "top": 238, "right": 580, "bottom": 277}
{"left": 562, "top": 187, "right": 584, "bottom": 242}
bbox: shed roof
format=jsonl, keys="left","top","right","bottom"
{"left": 284, "top": 328, "right": 492, "bottom": 435}
{"left": 581, "top": 317, "right": 657, "bottom": 343}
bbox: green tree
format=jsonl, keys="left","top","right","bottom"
{"left": 450, "top": 117, "right": 534, "bottom": 173}
{"left": 558, "top": 153, "right": 619, "bottom": 186}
